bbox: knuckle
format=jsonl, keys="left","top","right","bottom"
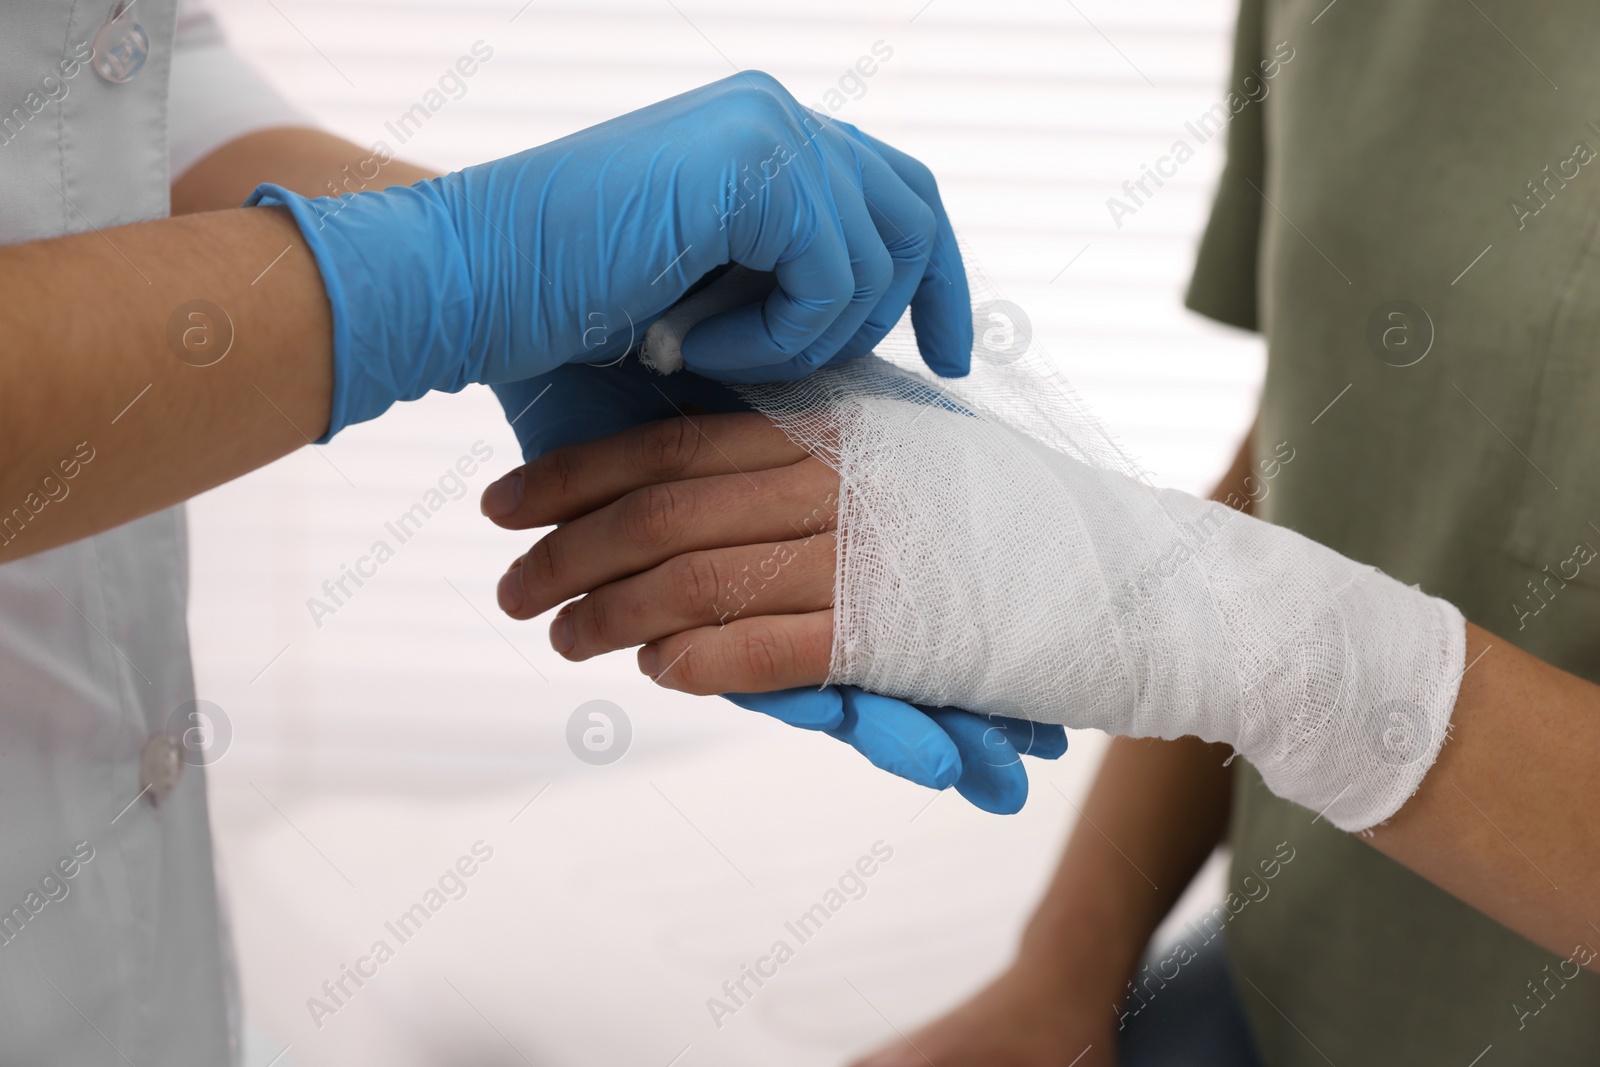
{"left": 883, "top": 201, "right": 936, "bottom": 259}
{"left": 623, "top": 482, "right": 684, "bottom": 550}
{"left": 831, "top": 116, "right": 865, "bottom": 142}
{"left": 734, "top": 622, "right": 791, "bottom": 685}
{"left": 715, "top": 79, "right": 807, "bottom": 161}
{"left": 898, "top": 155, "right": 938, "bottom": 196}
{"left": 671, "top": 553, "right": 726, "bottom": 619}
{"left": 637, "top": 417, "right": 701, "bottom": 481}
{"left": 858, "top": 244, "right": 895, "bottom": 298}
{"left": 539, "top": 447, "right": 578, "bottom": 500}
{"left": 527, "top": 536, "right": 560, "bottom": 590}
{"left": 911, "top": 198, "right": 939, "bottom": 245}
{"left": 573, "top": 595, "right": 612, "bottom": 649}
{"left": 665, "top": 643, "right": 713, "bottom": 695}
{"left": 731, "top": 70, "right": 788, "bottom": 104}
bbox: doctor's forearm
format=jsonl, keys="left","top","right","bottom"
{"left": 0, "top": 206, "right": 333, "bottom": 559}
{"left": 172, "top": 126, "right": 439, "bottom": 215}
{"left": 0, "top": 129, "right": 439, "bottom": 562}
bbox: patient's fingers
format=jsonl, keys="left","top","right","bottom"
{"left": 638, "top": 611, "right": 834, "bottom": 695}
{"left": 553, "top": 534, "right": 836, "bottom": 661}
{"left": 499, "top": 457, "right": 839, "bottom": 620}
{"left": 482, "top": 412, "right": 807, "bottom": 529}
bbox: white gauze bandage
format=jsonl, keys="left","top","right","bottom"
{"left": 652, "top": 267, "right": 1466, "bottom": 832}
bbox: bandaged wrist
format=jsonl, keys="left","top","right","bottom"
{"left": 744, "top": 360, "right": 1465, "bottom": 832}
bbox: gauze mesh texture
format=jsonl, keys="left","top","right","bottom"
{"left": 731, "top": 284, "right": 1465, "bottom": 833}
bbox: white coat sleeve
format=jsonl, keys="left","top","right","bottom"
{"left": 168, "top": 0, "right": 315, "bottom": 181}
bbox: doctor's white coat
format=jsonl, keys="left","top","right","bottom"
{"left": 0, "top": 2, "right": 306, "bottom": 1062}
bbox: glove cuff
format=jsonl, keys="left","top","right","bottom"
{"left": 246, "top": 181, "right": 475, "bottom": 441}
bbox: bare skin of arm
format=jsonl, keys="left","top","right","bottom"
{"left": 172, "top": 127, "right": 436, "bottom": 216}
{"left": 0, "top": 128, "right": 435, "bottom": 561}
{"left": 1369, "top": 625, "right": 1600, "bottom": 966}
{"left": 481, "top": 412, "right": 1600, "bottom": 979}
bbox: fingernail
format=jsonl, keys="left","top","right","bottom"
{"left": 549, "top": 604, "right": 575, "bottom": 656}
{"left": 497, "top": 565, "right": 524, "bottom": 614}
{"left": 481, "top": 472, "right": 523, "bottom": 519}
{"left": 638, "top": 643, "right": 660, "bottom": 678}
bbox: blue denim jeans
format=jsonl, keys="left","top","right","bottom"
{"left": 1116, "top": 933, "right": 1264, "bottom": 1067}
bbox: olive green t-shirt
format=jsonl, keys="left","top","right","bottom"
{"left": 1186, "top": 1, "right": 1600, "bottom": 1062}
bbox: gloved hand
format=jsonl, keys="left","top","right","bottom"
{"left": 248, "top": 71, "right": 972, "bottom": 442}
{"left": 489, "top": 364, "right": 1065, "bottom": 814}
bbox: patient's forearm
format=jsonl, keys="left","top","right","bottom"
{"left": 1018, "top": 431, "right": 1253, "bottom": 986}
{"left": 1370, "top": 623, "right": 1600, "bottom": 970}
{"left": 1174, "top": 425, "right": 1600, "bottom": 965}
{"left": 1203, "top": 429, "right": 1599, "bottom": 967}
{"left": 1018, "top": 736, "right": 1234, "bottom": 996}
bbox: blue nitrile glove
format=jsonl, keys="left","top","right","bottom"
{"left": 246, "top": 71, "right": 972, "bottom": 443}
{"left": 491, "top": 363, "right": 1066, "bottom": 814}
{"left": 732, "top": 687, "right": 1067, "bottom": 815}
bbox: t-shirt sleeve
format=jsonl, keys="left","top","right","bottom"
{"left": 1185, "top": 0, "right": 1267, "bottom": 333}
{"left": 168, "top": 0, "right": 315, "bottom": 180}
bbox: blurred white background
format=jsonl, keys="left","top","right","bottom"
{"left": 189, "top": 2, "right": 1264, "bottom": 1064}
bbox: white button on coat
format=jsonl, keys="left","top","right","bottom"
{"left": 91, "top": 1, "right": 149, "bottom": 83}
{"left": 138, "top": 732, "right": 185, "bottom": 802}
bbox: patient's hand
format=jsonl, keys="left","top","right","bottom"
{"left": 481, "top": 412, "right": 840, "bottom": 694}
